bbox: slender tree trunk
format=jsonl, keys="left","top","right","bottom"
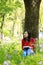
{"left": 11, "top": 10, "right": 17, "bottom": 37}
{"left": 11, "top": 21, "right": 15, "bottom": 37}
{"left": 0, "top": 13, "right": 5, "bottom": 40}
{"left": 24, "top": 0, "right": 41, "bottom": 38}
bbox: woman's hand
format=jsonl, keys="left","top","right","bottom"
{"left": 30, "top": 42, "right": 36, "bottom": 47}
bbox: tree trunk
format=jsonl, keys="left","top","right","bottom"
{"left": 24, "top": 0, "right": 41, "bottom": 38}
{"left": 11, "top": 21, "right": 15, "bottom": 37}
{"left": 0, "top": 13, "right": 5, "bottom": 40}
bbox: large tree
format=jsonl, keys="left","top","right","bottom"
{"left": 24, "top": 0, "right": 41, "bottom": 38}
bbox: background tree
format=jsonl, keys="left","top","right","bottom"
{"left": 0, "top": 0, "right": 21, "bottom": 40}
{"left": 0, "top": 0, "right": 14, "bottom": 40}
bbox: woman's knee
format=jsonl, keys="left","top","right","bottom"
{"left": 27, "top": 49, "right": 34, "bottom": 55}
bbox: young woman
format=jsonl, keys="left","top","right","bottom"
{"left": 22, "top": 30, "right": 36, "bottom": 56}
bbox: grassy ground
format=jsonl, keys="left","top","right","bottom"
{"left": 0, "top": 41, "right": 43, "bottom": 65}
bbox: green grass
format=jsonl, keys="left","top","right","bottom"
{"left": 0, "top": 41, "right": 43, "bottom": 65}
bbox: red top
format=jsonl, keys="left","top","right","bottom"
{"left": 22, "top": 38, "right": 36, "bottom": 50}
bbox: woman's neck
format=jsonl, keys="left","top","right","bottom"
{"left": 26, "top": 38, "right": 29, "bottom": 42}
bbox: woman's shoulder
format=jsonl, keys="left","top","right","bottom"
{"left": 31, "top": 37, "right": 35, "bottom": 40}
{"left": 30, "top": 37, "right": 35, "bottom": 42}
{"left": 22, "top": 39, "right": 25, "bottom": 41}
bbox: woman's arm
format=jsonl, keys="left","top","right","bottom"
{"left": 30, "top": 38, "right": 36, "bottom": 51}
{"left": 22, "top": 39, "right": 24, "bottom": 50}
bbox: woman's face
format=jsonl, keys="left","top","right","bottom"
{"left": 23, "top": 31, "right": 28, "bottom": 38}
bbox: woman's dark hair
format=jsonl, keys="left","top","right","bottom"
{"left": 23, "top": 30, "right": 31, "bottom": 41}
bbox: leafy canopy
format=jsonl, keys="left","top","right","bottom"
{"left": 0, "top": 0, "right": 22, "bottom": 14}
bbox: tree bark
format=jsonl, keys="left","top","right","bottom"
{"left": 24, "top": 0, "right": 41, "bottom": 38}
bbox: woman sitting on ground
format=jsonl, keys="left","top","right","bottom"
{"left": 22, "top": 30, "right": 36, "bottom": 56}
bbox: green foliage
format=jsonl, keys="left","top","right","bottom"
{"left": 14, "top": 0, "right": 22, "bottom": 9}
{"left": 0, "top": 42, "right": 43, "bottom": 65}
{"left": 0, "top": 0, "right": 25, "bottom": 39}
{"left": 0, "top": 0, "right": 22, "bottom": 14}
{"left": 3, "top": 29, "right": 11, "bottom": 36}
{"left": 1, "top": 0, "right": 25, "bottom": 37}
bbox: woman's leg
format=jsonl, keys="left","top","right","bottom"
{"left": 27, "top": 48, "right": 34, "bottom": 55}
{"left": 26, "top": 49, "right": 31, "bottom": 55}
{"left": 30, "top": 49, "right": 34, "bottom": 55}
{"left": 23, "top": 49, "right": 27, "bottom": 56}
